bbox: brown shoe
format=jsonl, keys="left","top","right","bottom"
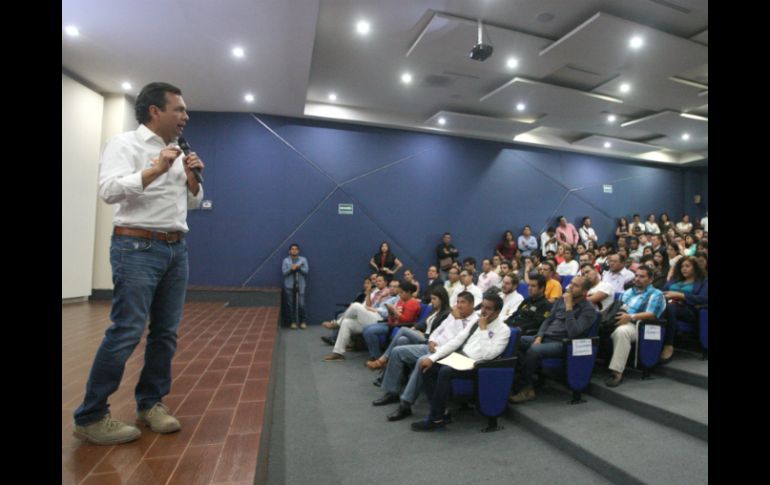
{"left": 509, "top": 387, "right": 536, "bottom": 404}
{"left": 322, "top": 320, "right": 339, "bottom": 329}
{"left": 324, "top": 352, "right": 345, "bottom": 361}
{"left": 366, "top": 358, "right": 386, "bottom": 370}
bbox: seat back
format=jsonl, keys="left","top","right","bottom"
{"left": 636, "top": 320, "right": 665, "bottom": 369}
{"left": 451, "top": 327, "right": 520, "bottom": 400}
{"left": 417, "top": 303, "right": 433, "bottom": 324}
{"left": 518, "top": 282, "right": 529, "bottom": 298}
{"left": 561, "top": 274, "right": 575, "bottom": 290}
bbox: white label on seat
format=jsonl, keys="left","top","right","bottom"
{"left": 572, "top": 339, "right": 592, "bottom": 356}
{"left": 644, "top": 325, "right": 661, "bottom": 340}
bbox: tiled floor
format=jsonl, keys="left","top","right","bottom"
{"left": 62, "top": 301, "right": 278, "bottom": 485}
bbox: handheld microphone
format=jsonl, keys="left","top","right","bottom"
{"left": 177, "top": 136, "right": 203, "bottom": 183}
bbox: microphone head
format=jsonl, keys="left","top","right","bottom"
{"left": 177, "top": 136, "right": 191, "bottom": 154}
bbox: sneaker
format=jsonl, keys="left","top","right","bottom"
{"left": 323, "top": 352, "right": 345, "bottom": 361}
{"left": 299, "top": 322, "right": 307, "bottom": 329}
{"left": 605, "top": 373, "right": 624, "bottom": 388}
{"left": 290, "top": 322, "right": 298, "bottom": 329}
{"left": 73, "top": 414, "right": 141, "bottom": 445}
{"left": 509, "top": 387, "right": 536, "bottom": 404}
{"left": 137, "top": 403, "right": 181, "bottom": 434}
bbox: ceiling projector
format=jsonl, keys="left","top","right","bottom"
{"left": 469, "top": 43, "right": 494, "bottom": 61}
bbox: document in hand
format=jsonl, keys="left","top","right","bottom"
{"left": 437, "top": 352, "right": 476, "bottom": 371}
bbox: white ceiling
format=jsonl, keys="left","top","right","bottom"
{"left": 62, "top": 0, "right": 708, "bottom": 166}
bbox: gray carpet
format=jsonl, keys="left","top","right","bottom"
{"left": 265, "top": 326, "right": 611, "bottom": 485}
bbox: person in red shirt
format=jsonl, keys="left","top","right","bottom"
{"left": 386, "top": 281, "right": 422, "bottom": 327}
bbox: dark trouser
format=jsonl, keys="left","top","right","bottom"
{"left": 423, "top": 364, "right": 476, "bottom": 421}
{"left": 663, "top": 303, "right": 697, "bottom": 346}
{"left": 514, "top": 336, "right": 564, "bottom": 393}
{"left": 284, "top": 288, "right": 306, "bottom": 324}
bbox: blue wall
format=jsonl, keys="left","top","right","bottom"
{"left": 182, "top": 112, "right": 707, "bottom": 323}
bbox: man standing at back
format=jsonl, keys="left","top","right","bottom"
{"left": 74, "top": 82, "right": 205, "bottom": 445}
{"left": 283, "top": 243, "right": 309, "bottom": 329}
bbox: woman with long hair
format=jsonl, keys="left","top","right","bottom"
{"left": 660, "top": 256, "right": 708, "bottom": 363}
{"left": 496, "top": 230, "right": 518, "bottom": 261}
{"left": 369, "top": 241, "right": 403, "bottom": 278}
{"left": 366, "top": 286, "right": 451, "bottom": 370}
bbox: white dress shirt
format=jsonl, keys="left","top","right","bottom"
{"left": 557, "top": 260, "right": 579, "bottom": 276}
{"left": 477, "top": 271, "right": 502, "bottom": 293}
{"left": 579, "top": 226, "right": 597, "bottom": 245}
{"left": 587, "top": 281, "right": 615, "bottom": 313}
{"left": 601, "top": 268, "right": 635, "bottom": 294}
{"left": 450, "top": 284, "right": 483, "bottom": 307}
{"left": 98, "top": 124, "right": 204, "bottom": 232}
{"left": 499, "top": 291, "right": 524, "bottom": 320}
{"left": 428, "top": 313, "right": 479, "bottom": 348}
{"left": 430, "top": 315, "right": 511, "bottom": 362}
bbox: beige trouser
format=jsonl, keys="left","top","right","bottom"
{"left": 609, "top": 322, "right": 638, "bottom": 374}
{"left": 332, "top": 302, "right": 381, "bottom": 355}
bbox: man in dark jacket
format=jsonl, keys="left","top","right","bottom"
{"left": 505, "top": 274, "right": 551, "bottom": 336}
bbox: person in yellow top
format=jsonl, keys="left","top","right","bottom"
{"left": 538, "top": 260, "right": 563, "bottom": 303}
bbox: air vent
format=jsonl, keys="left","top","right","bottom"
{"left": 423, "top": 74, "right": 454, "bottom": 87}
{"left": 645, "top": 0, "right": 691, "bottom": 14}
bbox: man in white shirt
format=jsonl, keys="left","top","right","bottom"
{"left": 580, "top": 264, "right": 615, "bottom": 312}
{"left": 373, "top": 292, "right": 478, "bottom": 421}
{"left": 74, "top": 83, "right": 205, "bottom": 446}
{"left": 450, "top": 270, "right": 483, "bottom": 307}
{"left": 477, "top": 258, "right": 502, "bottom": 293}
{"left": 444, "top": 267, "right": 461, "bottom": 297}
{"left": 541, "top": 227, "right": 558, "bottom": 257}
{"left": 601, "top": 254, "right": 635, "bottom": 295}
{"left": 412, "top": 294, "right": 511, "bottom": 431}
{"left": 579, "top": 217, "right": 598, "bottom": 246}
{"left": 499, "top": 274, "right": 524, "bottom": 321}
{"left": 557, "top": 247, "right": 579, "bottom": 276}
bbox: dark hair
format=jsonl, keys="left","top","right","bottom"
{"left": 575, "top": 276, "right": 592, "bottom": 292}
{"left": 541, "top": 260, "right": 555, "bottom": 272}
{"left": 463, "top": 257, "right": 476, "bottom": 267}
{"left": 530, "top": 274, "right": 547, "bottom": 289}
{"left": 399, "top": 281, "right": 416, "bottom": 294}
{"left": 428, "top": 265, "right": 438, "bottom": 273}
{"left": 289, "top": 243, "right": 300, "bottom": 250}
{"left": 379, "top": 242, "right": 390, "bottom": 253}
{"left": 482, "top": 258, "right": 492, "bottom": 265}
{"left": 557, "top": 215, "right": 566, "bottom": 223}
{"left": 618, "top": 217, "right": 628, "bottom": 226}
{"left": 671, "top": 256, "right": 706, "bottom": 282}
{"left": 503, "top": 273, "right": 520, "bottom": 286}
{"left": 484, "top": 293, "right": 504, "bottom": 312}
{"left": 443, "top": 232, "right": 452, "bottom": 237}
{"left": 429, "top": 286, "right": 450, "bottom": 311}
{"left": 582, "top": 216, "right": 590, "bottom": 224}
{"left": 135, "top": 82, "right": 182, "bottom": 124}
{"left": 636, "top": 266, "right": 654, "bottom": 279}
{"left": 546, "top": 226, "right": 555, "bottom": 233}
{"left": 660, "top": 212, "right": 670, "bottom": 222}
{"left": 633, "top": 214, "right": 640, "bottom": 219}
{"left": 579, "top": 262, "right": 594, "bottom": 271}
{"left": 456, "top": 291, "right": 474, "bottom": 305}
{"left": 503, "top": 230, "right": 514, "bottom": 240}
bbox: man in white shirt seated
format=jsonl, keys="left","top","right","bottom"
{"left": 499, "top": 274, "right": 524, "bottom": 321}
{"left": 450, "top": 270, "right": 483, "bottom": 307}
{"left": 372, "top": 292, "right": 478, "bottom": 421}
{"left": 579, "top": 217, "right": 598, "bottom": 246}
{"left": 579, "top": 264, "right": 615, "bottom": 313}
{"left": 477, "top": 258, "right": 502, "bottom": 293}
{"left": 411, "top": 294, "right": 511, "bottom": 431}
{"left": 557, "top": 247, "right": 579, "bottom": 276}
{"left": 443, "top": 267, "right": 461, "bottom": 297}
{"left": 601, "top": 254, "right": 635, "bottom": 295}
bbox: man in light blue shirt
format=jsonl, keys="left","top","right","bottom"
{"left": 283, "top": 243, "right": 309, "bottom": 329}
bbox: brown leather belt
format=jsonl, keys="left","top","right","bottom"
{"left": 114, "top": 227, "right": 184, "bottom": 243}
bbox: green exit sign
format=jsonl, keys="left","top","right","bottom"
{"left": 338, "top": 204, "right": 354, "bottom": 215}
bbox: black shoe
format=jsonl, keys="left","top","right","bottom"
{"left": 605, "top": 373, "right": 624, "bottom": 387}
{"left": 411, "top": 418, "right": 447, "bottom": 432}
{"left": 321, "top": 336, "right": 335, "bottom": 346}
{"left": 373, "top": 375, "right": 383, "bottom": 387}
{"left": 387, "top": 404, "right": 412, "bottom": 421}
{"left": 442, "top": 412, "right": 452, "bottom": 425}
{"left": 372, "top": 393, "right": 400, "bottom": 406}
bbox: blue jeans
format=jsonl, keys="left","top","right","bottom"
{"left": 515, "top": 335, "right": 564, "bottom": 392}
{"left": 74, "top": 235, "right": 189, "bottom": 426}
{"left": 381, "top": 327, "right": 426, "bottom": 360}
{"left": 381, "top": 345, "right": 430, "bottom": 402}
{"left": 362, "top": 323, "right": 390, "bottom": 359}
{"left": 284, "top": 288, "right": 306, "bottom": 324}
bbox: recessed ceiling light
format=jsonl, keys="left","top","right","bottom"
{"left": 121, "top": 82, "right": 132, "bottom": 90}
{"left": 629, "top": 36, "right": 644, "bottom": 49}
{"left": 604, "top": 142, "right": 612, "bottom": 148}
{"left": 65, "top": 25, "right": 79, "bottom": 37}
{"left": 438, "top": 117, "right": 446, "bottom": 125}
{"left": 619, "top": 83, "right": 631, "bottom": 93}
{"left": 244, "top": 93, "right": 255, "bottom": 103}
{"left": 607, "top": 114, "right": 617, "bottom": 123}
{"left": 328, "top": 93, "right": 337, "bottom": 101}
{"left": 506, "top": 58, "right": 519, "bottom": 69}
{"left": 401, "top": 72, "right": 413, "bottom": 84}
{"left": 356, "top": 20, "right": 370, "bottom": 35}
{"left": 232, "top": 47, "right": 245, "bottom": 58}
{"left": 681, "top": 133, "right": 690, "bottom": 140}
{"left": 516, "top": 103, "right": 526, "bottom": 112}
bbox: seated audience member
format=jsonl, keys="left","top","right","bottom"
{"left": 659, "top": 212, "right": 674, "bottom": 235}
{"left": 617, "top": 236, "right": 628, "bottom": 252}
{"left": 601, "top": 254, "right": 635, "bottom": 294}
{"left": 676, "top": 214, "right": 693, "bottom": 235}
{"left": 491, "top": 255, "right": 503, "bottom": 273}
{"left": 463, "top": 257, "right": 478, "bottom": 284}
{"left": 411, "top": 294, "right": 511, "bottom": 431}
{"left": 579, "top": 264, "right": 614, "bottom": 312}
{"left": 629, "top": 214, "right": 645, "bottom": 237}
{"left": 645, "top": 213, "right": 661, "bottom": 234}
{"left": 436, "top": 232, "right": 460, "bottom": 280}
{"left": 369, "top": 242, "right": 403, "bottom": 279}
{"left": 556, "top": 216, "right": 580, "bottom": 247}
{"left": 444, "top": 267, "right": 461, "bottom": 297}
{"left": 616, "top": 217, "right": 631, "bottom": 241}
{"left": 538, "top": 261, "right": 563, "bottom": 303}
{"left": 694, "top": 251, "right": 708, "bottom": 275}
{"left": 322, "top": 274, "right": 388, "bottom": 330}
{"left": 575, "top": 242, "right": 587, "bottom": 256}
{"left": 506, "top": 274, "right": 551, "bottom": 336}
{"left": 420, "top": 265, "right": 444, "bottom": 304}
{"left": 372, "top": 292, "right": 477, "bottom": 421}
{"left": 518, "top": 226, "right": 538, "bottom": 258}
{"left": 362, "top": 281, "right": 422, "bottom": 361}
{"left": 402, "top": 269, "right": 421, "bottom": 298}
{"left": 323, "top": 276, "right": 395, "bottom": 361}
{"left": 649, "top": 234, "right": 666, "bottom": 254}
{"left": 320, "top": 276, "right": 372, "bottom": 346}
{"left": 554, "top": 244, "right": 566, "bottom": 265}
{"left": 579, "top": 217, "right": 599, "bottom": 246}
{"left": 478, "top": 258, "right": 502, "bottom": 293}
{"left": 617, "top": 248, "right": 637, "bottom": 271}
{"left": 509, "top": 258, "right": 526, "bottom": 281}
{"left": 596, "top": 244, "right": 612, "bottom": 270}
{"left": 557, "top": 247, "right": 579, "bottom": 276}
{"left": 496, "top": 230, "right": 518, "bottom": 262}
{"left": 683, "top": 234, "right": 698, "bottom": 256}
{"left": 450, "top": 270, "right": 483, "bottom": 307}
{"left": 628, "top": 237, "right": 644, "bottom": 262}
{"left": 367, "top": 286, "right": 451, "bottom": 370}
{"left": 641, "top": 255, "right": 667, "bottom": 289}
{"left": 579, "top": 251, "right": 602, "bottom": 274}
{"left": 666, "top": 244, "right": 683, "bottom": 281}
{"left": 604, "top": 267, "right": 666, "bottom": 387}
{"left": 499, "top": 274, "right": 525, "bottom": 321}
{"left": 659, "top": 256, "right": 708, "bottom": 362}
{"left": 642, "top": 246, "right": 654, "bottom": 259}
{"left": 498, "top": 260, "right": 512, "bottom": 279}
{"left": 541, "top": 227, "right": 558, "bottom": 257}
{"left": 654, "top": 249, "right": 670, "bottom": 279}
{"left": 510, "top": 276, "right": 598, "bottom": 403}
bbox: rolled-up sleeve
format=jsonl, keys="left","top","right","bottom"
{"left": 98, "top": 140, "right": 145, "bottom": 204}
